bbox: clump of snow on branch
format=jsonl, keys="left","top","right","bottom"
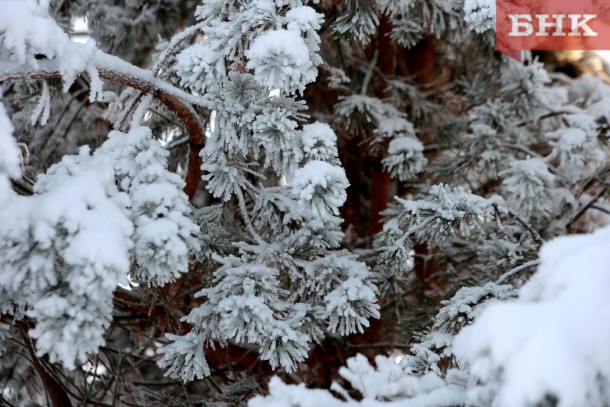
{"left": 158, "top": 332, "right": 210, "bottom": 382}
{"left": 0, "top": 147, "right": 133, "bottom": 368}
{"left": 0, "top": 0, "right": 100, "bottom": 93}
{"left": 246, "top": 29, "right": 317, "bottom": 95}
{"left": 463, "top": 0, "right": 496, "bottom": 33}
{"left": 97, "top": 127, "right": 200, "bottom": 286}
{"left": 455, "top": 226, "right": 610, "bottom": 406}
{"left": 500, "top": 158, "right": 567, "bottom": 222}
{"left": 250, "top": 356, "right": 467, "bottom": 407}
{"left": 0, "top": 97, "right": 21, "bottom": 196}
{"left": 164, "top": 257, "right": 311, "bottom": 374}
{"left": 174, "top": 43, "right": 222, "bottom": 93}
{"left": 253, "top": 108, "right": 301, "bottom": 174}
{"left": 321, "top": 255, "right": 380, "bottom": 335}
{"left": 301, "top": 122, "right": 340, "bottom": 164}
{"left": 382, "top": 136, "right": 427, "bottom": 181}
{"left": 0, "top": 126, "right": 197, "bottom": 367}
{"left": 547, "top": 114, "right": 605, "bottom": 180}
{"left": 292, "top": 160, "right": 349, "bottom": 220}
{"left": 397, "top": 184, "right": 496, "bottom": 247}
{"left": 202, "top": 157, "right": 257, "bottom": 202}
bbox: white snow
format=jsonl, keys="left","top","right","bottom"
{"left": 0, "top": 97, "right": 20, "bottom": 182}
{"left": 387, "top": 137, "right": 423, "bottom": 155}
{"left": 246, "top": 29, "right": 316, "bottom": 94}
{"left": 292, "top": 160, "right": 349, "bottom": 220}
{"left": 284, "top": 6, "right": 322, "bottom": 33}
{"left": 249, "top": 363, "right": 466, "bottom": 407}
{"left": 500, "top": 158, "right": 561, "bottom": 221}
{"left": 463, "top": 0, "right": 495, "bottom": 33}
{"left": 0, "top": 146, "right": 134, "bottom": 368}
{"left": 175, "top": 42, "right": 222, "bottom": 93}
{"left": 0, "top": 0, "right": 98, "bottom": 91}
{"left": 382, "top": 136, "right": 427, "bottom": 181}
{"left": 301, "top": 122, "right": 339, "bottom": 163}
{"left": 455, "top": 226, "right": 610, "bottom": 407}
{"left": 0, "top": 0, "right": 381, "bottom": 389}
{"left": 0, "top": 126, "right": 198, "bottom": 368}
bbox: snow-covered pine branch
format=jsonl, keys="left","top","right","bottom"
{"left": 151, "top": 0, "right": 380, "bottom": 380}
{"left": 3, "top": 0, "right": 610, "bottom": 405}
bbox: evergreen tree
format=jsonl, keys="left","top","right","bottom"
{"left": 1, "top": 0, "right": 610, "bottom": 406}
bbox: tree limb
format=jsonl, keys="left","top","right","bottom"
{"left": 1, "top": 55, "right": 209, "bottom": 200}
{"left": 568, "top": 186, "right": 608, "bottom": 229}
{"left": 18, "top": 323, "right": 72, "bottom": 407}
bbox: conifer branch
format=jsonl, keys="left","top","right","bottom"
{"left": 1, "top": 59, "right": 207, "bottom": 200}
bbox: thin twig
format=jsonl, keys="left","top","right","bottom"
{"left": 346, "top": 342, "right": 412, "bottom": 351}
{"left": 496, "top": 259, "right": 540, "bottom": 284}
{"left": 591, "top": 204, "right": 610, "bottom": 215}
{"left": 497, "top": 205, "right": 545, "bottom": 243}
{"left": 165, "top": 136, "right": 189, "bottom": 150}
{"left": 568, "top": 187, "right": 608, "bottom": 228}
{"left": 360, "top": 49, "right": 379, "bottom": 95}
{"left": 235, "top": 188, "right": 267, "bottom": 246}
{"left": 499, "top": 143, "right": 543, "bottom": 159}
{"left": 17, "top": 323, "right": 73, "bottom": 406}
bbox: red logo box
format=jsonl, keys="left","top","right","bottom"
{"left": 496, "top": 0, "right": 610, "bottom": 60}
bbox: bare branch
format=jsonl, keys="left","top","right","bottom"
{"left": 18, "top": 323, "right": 73, "bottom": 407}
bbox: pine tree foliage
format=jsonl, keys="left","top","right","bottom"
{"left": 0, "top": 125, "right": 198, "bottom": 369}
{"left": 394, "top": 184, "right": 497, "bottom": 247}
{"left": 248, "top": 2, "right": 610, "bottom": 407}
{"left": 156, "top": 0, "right": 379, "bottom": 380}
{"left": 97, "top": 127, "right": 200, "bottom": 286}
{"left": 1, "top": 0, "right": 610, "bottom": 405}
{"left": 1, "top": 0, "right": 378, "bottom": 400}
